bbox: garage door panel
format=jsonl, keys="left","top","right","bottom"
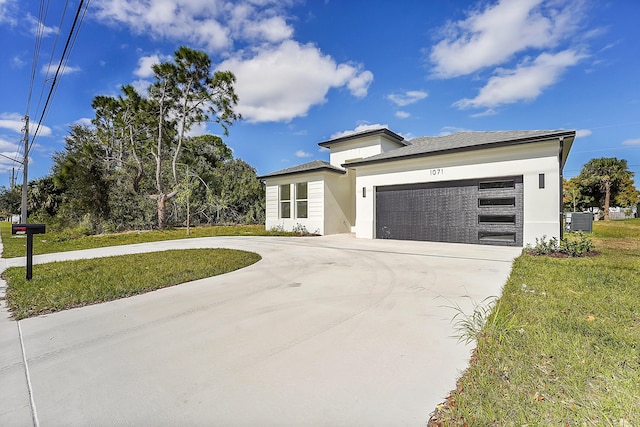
{"left": 376, "top": 176, "right": 523, "bottom": 246}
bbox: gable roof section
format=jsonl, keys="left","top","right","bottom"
{"left": 343, "top": 130, "right": 575, "bottom": 167}
{"left": 258, "top": 160, "right": 346, "bottom": 179}
{"left": 317, "top": 128, "right": 407, "bottom": 148}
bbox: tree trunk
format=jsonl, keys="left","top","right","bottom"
{"left": 186, "top": 196, "right": 190, "bottom": 236}
{"left": 604, "top": 180, "right": 611, "bottom": 221}
{"left": 157, "top": 193, "right": 167, "bottom": 229}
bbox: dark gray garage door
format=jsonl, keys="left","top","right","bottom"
{"left": 375, "top": 176, "right": 523, "bottom": 246}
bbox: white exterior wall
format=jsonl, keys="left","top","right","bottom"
{"left": 264, "top": 171, "right": 353, "bottom": 235}
{"left": 264, "top": 174, "right": 325, "bottom": 234}
{"left": 354, "top": 141, "right": 562, "bottom": 247}
{"left": 329, "top": 135, "right": 404, "bottom": 168}
{"left": 324, "top": 172, "right": 355, "bottom": 234}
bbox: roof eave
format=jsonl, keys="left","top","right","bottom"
{"left": 318, "top": 128, "right": 406, "bottom": 148}
{"left": 258, "top": 166, "right": 346, "bottom": 180}
{"left": 343, "top": 130, "right": 577, "bottom": 168}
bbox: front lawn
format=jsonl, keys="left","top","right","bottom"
{"left": 0, "top": 222, "right": 294, "bottom": 258}
{"left": 429, "top": 218, "right": 640, "bottom": 425}
{"left": 3, "top": 248, "right": 261, "bottom": 320}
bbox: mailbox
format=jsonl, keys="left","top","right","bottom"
{"left": 11, "top": 223, "right": 46, "bottom": 281}
{"left": 12, "top": 223, "right": 46, "bottom": 235}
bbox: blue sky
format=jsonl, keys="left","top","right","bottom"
{"left": 0, "top": 0, "right": 639, "bottom": 189}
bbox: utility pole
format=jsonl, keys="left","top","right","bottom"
{"left": 10, "top": 167, "right": 14, "bottom": 189}
{"left": 21, "top": 115, "right": 29, "bottom": 223}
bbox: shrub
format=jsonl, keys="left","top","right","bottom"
{"left": 561, "top": 231, "right": 594, "bottom": 256}
{"left": 525, "top": 232, "right": 594, "bottom": 257}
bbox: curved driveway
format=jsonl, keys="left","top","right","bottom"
{"left": 0, "top": 234, "right": 520, "bottom": 426}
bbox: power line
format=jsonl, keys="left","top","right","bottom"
{"left": 16, "top": 0, "right": 91, "bottom": 220}
{"left": 31, "top": 0, "right": 69, "bottom": 132}
{"left": 28, "top": 0, "right": 90, "bottom": 156}
{"left": 25, "top": 0, "right": 51, "bottom": 118}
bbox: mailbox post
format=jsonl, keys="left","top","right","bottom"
{"left": 12, "top": 224, "right": 46, "bottom": 280}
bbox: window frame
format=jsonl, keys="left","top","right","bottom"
{"left": 279, "top": 184, "right": 291, "bottom": 219}
{"left": 295, "top": 182, "right": 308, "bottom": 219}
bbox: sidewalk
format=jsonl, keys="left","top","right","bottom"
{"left": 0, "top": 239, "right": 35, "bottom": 426}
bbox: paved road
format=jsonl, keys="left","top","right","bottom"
{"left": 0, "top": 234, "right": 520, "bottom": 426}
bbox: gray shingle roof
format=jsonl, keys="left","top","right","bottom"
{"left": 344, "top": 130, "right": 575, "bottom": 167}
{"left": 318, "top": 127, "right": 407, "bottom": 147}
{"left": 258, "top": 160, "right": 346, "bottom": 179}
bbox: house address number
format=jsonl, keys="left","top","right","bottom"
{"left": 430, "top": 168, "right": 444, "bottom": 175}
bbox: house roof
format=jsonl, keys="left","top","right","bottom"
{"left": 258, "top": 160, "right": 346, "bottom": 179}
{"left": 318, "top": 128, "right": 407, "bottom": 148}
{"left": 343, "top": 130, "right": 576, "bottom": 167}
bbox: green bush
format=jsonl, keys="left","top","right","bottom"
{"left": 525, "top": 232, "right": 594, "bottom": 257}
{"left": 561, "top": 231, "right": 594, "bottom": 256}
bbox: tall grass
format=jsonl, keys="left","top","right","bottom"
{"left": 430, "top": 219, "right": 640, "bottom": 426}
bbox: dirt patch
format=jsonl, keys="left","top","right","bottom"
{"left": 593, "top": 238, "right": 640, "bottom": 251}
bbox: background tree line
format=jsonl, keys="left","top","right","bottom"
{"left": 0, "top": 46, "right": 265, "bottom": 233}
{"left": 563, "top": 157, "right": 639, "bottom": 220}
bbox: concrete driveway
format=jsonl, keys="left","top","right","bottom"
{"left": 0, "top": 234, "right": 520, "bottom": 426}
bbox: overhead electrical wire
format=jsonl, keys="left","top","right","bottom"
{"left": 16, "top": 0, "right": 59, "bottom": 173}
{"left": 15, "top": 0, "right": 50, "bottom": 169}
{"left": 24, "top": 0, "right": 91, "bottom": 169}
{"left": 25, "top": 0, "right": 52, "bottom": 118}
{"left": 11, "top": 0, "right": 90, "bottom": 179}
{"left": 30, "top": 0, "right": 89, "bottom": 159}
{"left": 31, "top": 0, "right": 70, "bottom": 135}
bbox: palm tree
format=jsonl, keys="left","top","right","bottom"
{"left": 580, "top": 158, "right": 632, "bottom": 221}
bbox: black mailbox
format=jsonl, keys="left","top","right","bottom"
{"left": 12, "top": 223, "right": 46, "bottom": 235}
{"left": 11, "top": 223, "right": 46, "bottom": 280}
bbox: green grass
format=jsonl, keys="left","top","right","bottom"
{"left": 3, "top": 248, "right": 261, "bottom": 320}
{"left": 430, "top": 218, "right": 640, "bottom": 426}
{"left": 0, "top": 222, "right": 295, "bottom": 258}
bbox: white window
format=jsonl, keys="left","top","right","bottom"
{"left": 280, "top": 184, "right": 291, "bottom": 218}
{"left": 296, "top": 182, "right": 308, "bottom": 219}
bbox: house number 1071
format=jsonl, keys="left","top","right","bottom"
{"left": 430, "top": 168, "right": 443, "bottom": 175}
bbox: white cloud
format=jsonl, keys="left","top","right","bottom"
{"left": 185, "top": 121, "right": 208, "bottom": 138}
{"left": 218, "top": 40, "right": 374, "bottom": 122}
{"left": 295, "top": 150, "right": 312, "bottom": 158}
{"left": 41, "top": 62, "right": 81, "bottom": 76}
{"left": 470, "top": 108, "right": 498, "bottom": 118}
{"left": 430, "top": 0, "right": 584, "bottom": 78}
{"left": 0, "top": 0, "right": 17, "bottom": 25}
{"left": 0, "top": 112, "right": 52, "bottom": 137}
{"left": 575, "top": 129, "right": 592, "bottom": 138}
{"left": 438, "top": 126, "right": 472, "bottom": 136}
{"left": 331, "top": 123, "right": 388, "bottom": 139}
{"left": 134, "top": 54, "right": 171, "bottom": 78}
{"left": 395, "top": 111, "right": 410, "bottom": 119}
{"left": 27, "top": 14, "right": 57, "bottom": 37}
{"left": 0, "top": 136, "right": 20, "bottom": 152}
{"left": 347, "top": 70, "right": 374, "bottom": 98}
{"left": 130, "top": 79, "right": 150, "bottom": 97}
{"left": 243, "top": 16, "right": 293, "bottom": 43}
{"left": 454, "top": 49, "right": 585, "bottom": 110}
{"left": 11, "top": 56, "right": 24, "bottom": 68}
{"left": 387, "top": 90, "right": 428, "bottom": 107}
{"left": 74, "top": 118, "right": 94, "bottom": 127}
{"left": 622, "top": 138, "right": 640, "bottom": 146}
{"left": 94, "top": 0, "right": 297, "bottom": 53}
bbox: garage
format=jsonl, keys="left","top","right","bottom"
{"left": 375, "top": 176, "right": 523, "bottom": 246}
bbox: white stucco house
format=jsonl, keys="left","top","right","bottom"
{"left": 259, "top": 128, "right": 575, "bottom": 247}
